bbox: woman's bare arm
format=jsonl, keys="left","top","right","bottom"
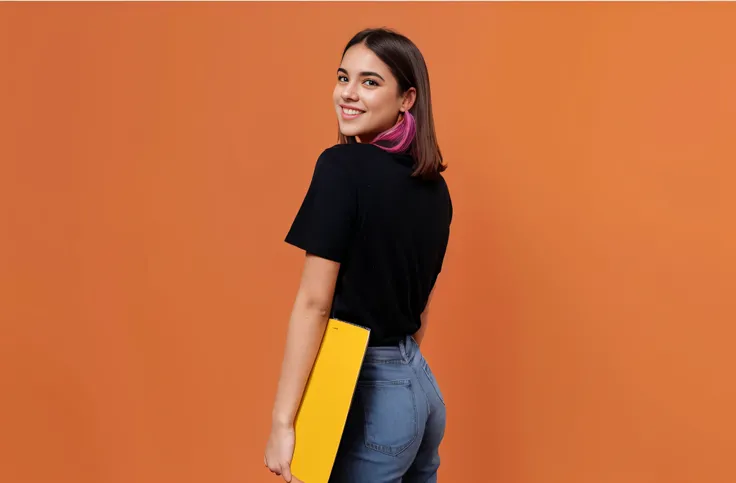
{"left": 270, "top": 254, "right": 340, "bottom": 428}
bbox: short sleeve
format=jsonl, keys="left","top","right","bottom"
{"left": 285, "top": 148, "right": 357, "bottom": 263}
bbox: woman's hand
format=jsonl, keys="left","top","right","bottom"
{"left": 264, "top": 422, "right": 301, "bottom": 482}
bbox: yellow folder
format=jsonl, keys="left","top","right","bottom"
{"left": 290, "top": 318, "right": 370, "bottom": 483}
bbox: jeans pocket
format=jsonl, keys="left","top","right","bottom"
{"left": 357, "top": 379, "right": 418, "bottom": 456}
{"left": 421, "top": 358, "right": 445, "bottom": 406}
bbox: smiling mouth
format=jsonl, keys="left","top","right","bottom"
{"left": 341, "top": 107, "right": 365, "bottom": 116}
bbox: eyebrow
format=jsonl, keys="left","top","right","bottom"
{"left": 337, "top": 67, "right": 385, "bottom": 82}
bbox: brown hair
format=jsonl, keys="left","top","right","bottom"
{"left": 337, "top": 28, "right": 446, "bottom": 180}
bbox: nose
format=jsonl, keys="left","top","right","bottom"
{"left": 341, "top": 82, "right": 358, "bottom": 102}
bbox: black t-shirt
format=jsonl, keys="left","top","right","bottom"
{"left": 285, "top": 143, "right": 452, "bottom": 346}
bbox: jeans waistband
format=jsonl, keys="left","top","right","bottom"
{"left": 363, "top": 335, "right": 419, "bottom": 365}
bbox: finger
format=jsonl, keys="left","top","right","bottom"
{"left": 266, "top": 460, "right": 280, "bottom": 475}
{"left": 281, "top": 463, "right": 292, "bottom": 482}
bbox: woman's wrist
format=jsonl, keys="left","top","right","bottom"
{"left": 271, "top": 410, "right": 294, "bottom": 429}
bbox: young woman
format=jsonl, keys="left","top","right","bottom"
{"left": 264, "top": 28, "right": 452, "bottom": 483}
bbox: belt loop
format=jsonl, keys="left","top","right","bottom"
{"left": 399, "top": 337, "right": 410, "bottom": 363}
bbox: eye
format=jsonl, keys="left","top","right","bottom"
{"left": 338, "top": 75, "right": 348, "bottom": 83}
{"left": 363, "top": 79, "right": 379, "bottom": 87}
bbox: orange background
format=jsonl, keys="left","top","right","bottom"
{"left": 1, "top": 3, "right": 735, "bottom": 483}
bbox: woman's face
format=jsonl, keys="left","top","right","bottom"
{"left": 333, "top": 43, "right": 415, "bottom": 143}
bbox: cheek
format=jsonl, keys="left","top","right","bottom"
{"left": 365, "top": 93, "right": 390, "bottom": 115}
{"left": 366, "top": 94, "right": 399, "bottom": 127}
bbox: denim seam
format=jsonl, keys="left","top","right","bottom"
{"left": 409, "top": 362, "right": 432, "bottom": 417}
{"left": 362, "top": 359, "right": 406, "bottom": 365}
{"left": 421, "top": 361, "right": 445, "bottom": 406}
{"left": 357, "top": 378, "right": 411, "bottom": 387}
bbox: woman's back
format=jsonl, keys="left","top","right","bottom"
{"left": 285, "top": 142, "right": 452, "bottom": 346}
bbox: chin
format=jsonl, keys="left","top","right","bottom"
{"left": 338, "top": 125, "right": 363, "bottom": 138}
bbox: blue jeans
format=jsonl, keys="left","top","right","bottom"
{"left": 329, "top": 336, "right": 446, "bottom": 483}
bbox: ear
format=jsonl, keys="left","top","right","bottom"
{"left": 400, "top": 87, "right": 417, "bottom": 113}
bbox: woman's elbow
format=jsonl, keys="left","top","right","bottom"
{"left": 296, "top": 291, "right": 332, "bottom": 319}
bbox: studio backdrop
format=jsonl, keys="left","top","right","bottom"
{"left": 1, "top": 3, "right": 735, "bottom": 483}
